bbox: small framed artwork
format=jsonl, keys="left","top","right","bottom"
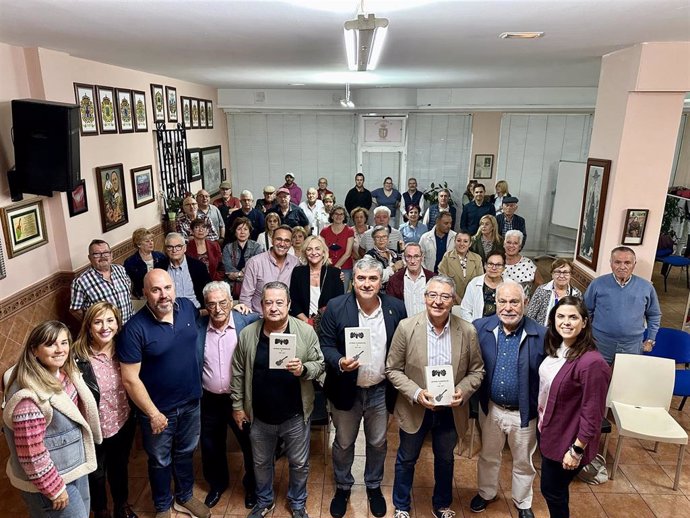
{"left": 191, "top": 98, "right": 200, "bottom": 128}
{"left": 621, "top": 209, "right": 649, "bottom": 246}
{"left": 131, "top": 90, "right": 148, "bottom": 132}
{"left": 150, "top": 83, "right": 165, "bottom": 122}
{"left": 199, "top": 99, "right": 207, "bottom": 128}
{"left": 166, "top": 86, "right": 178, "bottom": 122}
{"left": 96, "top": 85, "right": 118, "bottom": 134}
{"left": 206, "top": 100, "right": 214, "bottom": 129}
{"left": 181, "top": 97, "right": 192, "bottom": 128}
{"left": 73, "top": 83, "right": 99, "bottom": 136}
{"left": 221, "top": 167, "right": 227, "bottom": 181}
{"left": 201, "top": 146, "right": 222, "bottom": 196}
{"left": 115, "top": 88, "right": 134, "bottom": 133}
{"left": 0, "top": 235, "right": 6, "bottom": 280}
{"left": 473, "top": 154, "right": 494, "bottom": 179}
{"left": 130, "top": 165, "right": 155, "bottom": 208}
{"left": 0, "top": 198, "right": 49, "bottom": 258}
{"left": 95, "top": 163, "right": 129, "bottom": 233}
{"left": 576, "top": 158, "right": 611, "bottom": 270}
{"left": 187, "top": 147, "right": 202, "bottom": 182}
{"left": 67, "top": 179, "right": 88, "bottom": 217}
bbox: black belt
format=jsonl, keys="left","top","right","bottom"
{"left": 492, "top": 401, "right": 519, "bottom": 411}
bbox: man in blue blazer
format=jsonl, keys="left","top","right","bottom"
{"left": 195, "top": 281, "right": 260, "bottom": 510}
{"left": 496, "top": 196, "right": 527, "bottom": 246}
{"left": 470, "top": 280, "right": 545, "bottom": 518}
{"left": 320, "top": 256, "right": 407, "bottom": 518}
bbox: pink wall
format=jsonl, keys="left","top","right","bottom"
{"left": 470, "top": 112, "right": 502, "bottom": 194}
{"left": 0, "top": 44, "right": 229, "bottom": 298}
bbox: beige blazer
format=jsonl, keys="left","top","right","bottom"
{"left": 385, "top": 312, "right": 485, "bottom": 434}
{"left": 438, "top": 249, "right": 484, "bottom": 300}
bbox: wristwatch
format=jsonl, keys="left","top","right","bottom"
{"left": 571, "top": 443, "right": 585, "bottom": 456}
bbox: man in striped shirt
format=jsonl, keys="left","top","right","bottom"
{"left": 70, "top": 239, "right": 133, "bottom": 323}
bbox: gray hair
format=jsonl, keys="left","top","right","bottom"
{"left": 426, "top": 274, "right": 456, "bottom": 293}
{"left": 203, "top": 281, "right": 233, "bottom": 301}
{"left": 504, "top": 229, "right": 524, "bottom": 247}
{"left": 611, "top": 246, "right": 636, "bottom": 258}
{"left": 165, "top": 232, "right": 185, "bottom": 245}
{"left": 495, "top": 280, "right": 526, "bottom": 302}
{"left": 371, "top": 225, "right": 390, "bottom": 238}
{"left": 353, "top": 255, "right": 383, "bottom": 277}
{"left": 240, "top": 190, "right": 253, "bottom": 198}
{"left": 373, "top": 206, "right": 391, "bottom": 217}
{"left": 403, "top": 242, "right": 423, "bottom": 255}
{"left": 261, "top": 281, "right": 291, "bottom": 303}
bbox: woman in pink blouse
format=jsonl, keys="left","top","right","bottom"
{"left": 73, "top": 302, "right": 137, "bottom": 518}
{"left": 2, "top": 320, "right": 102, "bottom": 517}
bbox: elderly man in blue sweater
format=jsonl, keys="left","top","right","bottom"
{"left": 584, "top": 246, "right": 661, "bottom": 364}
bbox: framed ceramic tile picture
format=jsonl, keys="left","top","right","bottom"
{"left": 150, "top": 83, "right": 165, "bottom": 122}
{"left": 67, "top": 179, "right": 89, "bottom": 217}
{"left": 621, "top": 208, "right": 649, "bottom": 246}
{"left": 181, "top": 96, "right": 192, "bottom": 129}
{"left": 115, "top": 88, "right": 134, "bottom": 133}
{"left": 473, "top": 154, "right": 494, "bottom": 179}
{"left": 96, "top": 85, "right": 118, "bottom": 134}
{"left": 95, "top": 163, "right": 129, "bottom": 232}
{"left": 187, "top": 147, "right": 202, "bottom": 182}
{"left": 166, "top": 86, "right": 178, "bottom": 122}
{"left": 0, "top": 235, "right": 5, "bottom": 280}
{"left": 73, "top": 83, "right": 98, "bottom": 135}
{"left": 576, "top": 158, "right": 611, "bottom": 270}
{"left": 199, "top": 99, "right": 207, "bottom": 128}
{"left": 191, "top": 98, "right": 200, "bottom": 128}
{"left": 0, "top": 198, "right": 49, "bottom": 258}
{"left": 130, "top": 165, "right": 155, "bottom": 208}
{"left": 206, "top": 100, "right": 214, "bottom": 129}
{"left": 201, "top": 145, "right": 222, "bottom": 196}
{"left": 131, "top": 89, "right": 148, "bottom": 132}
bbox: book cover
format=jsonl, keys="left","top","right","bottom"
{"left": 269, "top": 333, "right": 297, "bottom": 370}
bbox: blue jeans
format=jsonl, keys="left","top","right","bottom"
{"left": 330, "top": 382, "right": 388, "bottom": 490}
{"left": 392, "top": 407, "right": 457, "bottom": 511}
{"left": 139, "top": 399, "right": 201, "bottom": 512}
{"left": 251, "top": 415, "right": 311, "bottom": 511}
{"left": 21, "top": 475, "right": 90, "bottom": 518}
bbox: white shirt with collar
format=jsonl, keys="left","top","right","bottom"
{"left": 403, "top": 269, "right": 427, "bottom": 317}
{"left": 356, "top": 297, "right": 387, "bottom": 387}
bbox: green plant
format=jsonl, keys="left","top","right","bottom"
{"left": 423, "top": 182, "right": 454, "bottom": 206}
{"left": 661, "top": 194, "right": 685, "bottom": 237}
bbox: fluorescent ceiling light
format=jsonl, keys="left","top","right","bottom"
{"left": 499, "top": 32, "right": 544, "bottom": 39}
{"left": 344, "top": 13, "right": 389, "bottom": 71}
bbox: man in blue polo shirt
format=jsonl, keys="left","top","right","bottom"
{"left": 119, "top": 269, "right": 210, "bottom": 518}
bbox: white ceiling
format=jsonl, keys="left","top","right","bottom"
{"left": 0, "top": 0, "right": 689, "bottom": 90}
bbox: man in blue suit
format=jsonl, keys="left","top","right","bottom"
{"left": 320, "top": 256, "right": 407, "bottom": 518}
{"left": 196, "top": 281, "right": 260, "bottom": 510}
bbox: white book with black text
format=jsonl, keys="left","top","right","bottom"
{"left": 269, "top": 333, "right": 297, "bottom": 370}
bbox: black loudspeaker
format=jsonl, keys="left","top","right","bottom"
{"left": 11, "top": 99, "right": 81, "bottom": 195}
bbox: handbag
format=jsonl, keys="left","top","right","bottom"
{"left": 577, "top": 454, "right": 609, "bottom": 485}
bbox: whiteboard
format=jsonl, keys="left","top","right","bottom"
{"left": 552, "top": 161, "right": 586, "bottom": 229}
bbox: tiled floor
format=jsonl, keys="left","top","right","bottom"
{"left": 0, "top": 261, "right": 688, "bottom": 518}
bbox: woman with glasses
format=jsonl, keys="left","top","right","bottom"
{"left": 459, "top": 251, "right": 506, "bottom": 322}
{"left": 526, "top": 259, "right": 582, "bottom": 326}
{"left": 124, "top": 228, "right": 166, "bottom": 298}
{"left": 399, "top": 204, "right": 428, "bottom": 244}
{"left": 366, "top": 225, "right": 404, "bottom": 290}
{"left": 538, "top": 297, "right": 610, "bottom": 518}
{"left": 470, "top": 214, "right": 504, "bottom": 264}
{"left": 503, "top": 229, "right": 542, "bottom": 299}
{"left": 320, "top": 205, "right": 354, "bottom": 289}
{"left": 187, "top": 218, "right": 223, "bottom": 281}
{"left": 223, "top": 217, "right": 265, "bottom": 300}
{"left": 177, "top": 196, "right": 218, "bottom": 241}
{"left": 439, "top": 230, "right": 484, "bottom": 302}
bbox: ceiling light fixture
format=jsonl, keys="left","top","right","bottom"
{"left": 344, "top": 13, "right": 389, "bottom": 71}
{"left": 499, "top": 32, "right": 544, "bottom": 39}
{"left": 340, "top": 84, "right": 355, "bottom": 108}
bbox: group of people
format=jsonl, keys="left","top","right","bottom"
{"left": 1, "top": 168, "right": 663, "bottom": 518}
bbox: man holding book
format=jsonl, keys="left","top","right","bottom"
{"left": 385, "top": 275, "right": 485, "bottom": 518}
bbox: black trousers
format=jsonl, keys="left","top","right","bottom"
{"left": 89, "top": 413, "right": 136, "bottom": 513}
{"left": 200, "top": 389, "right": 256, "bottom": 493}
{"left": 540, "top": 455, "right": 584, "bottom": 518}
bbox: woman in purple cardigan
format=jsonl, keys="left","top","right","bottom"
{"left": 537, "top": 296, "right": 611, "bottom": 518}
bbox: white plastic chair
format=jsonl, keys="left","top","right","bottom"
{"left": 607, "top": 354, "right": 688, "bottom": 490}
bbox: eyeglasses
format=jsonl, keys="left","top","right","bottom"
{"left": 90, "top": 251, "right": 111, "bottom": 258}
{"left": 166, "top": 244, "right": 184, "bottom": 251}
{"left": 486, "top": 262, "right": 504, "bottom": 269}
{"left": 404, "top": 254, "right": 422, "bottom": 260}
{"left": 497, "top": 299, "right": 522, "bottom": 307}
{"left": 425, "top": 292, "right": 453, "bottom": 302}
{"left": 206, "top": 300, "right": 230, "bottom": 310}
{"left": 553, "top": 270, "right": 571, "bottom": 277}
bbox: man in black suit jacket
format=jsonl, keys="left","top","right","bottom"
{"left": 319, "top": 256, "right": 407, "bottom": 518}
{"left": 496, "top": 196, "right": 527, "bottom": 246}
{"left": 160, "top": 232, "right": 212, "bottom": 308}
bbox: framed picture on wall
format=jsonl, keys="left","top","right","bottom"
{"left": 130, "top": 165, "right": 155, "bottom": 208}
{"left": 206, "top": 100, "right": 214, "bottom": 128}
{"left": 181, "top": 97, "right": 192, "bottom": 129}
{"left": 199, "top": 100, "right": 207, "bottom": 128}
{"left": 95, "top": 163, "right": 129, "bottom": 233}
{"left": 131, "top": 90, "right": 148, "bottom": 132}
{"left": 191, "top": 98, "right": 200, "bottom": 128}
{"left": 67, "top": 179, "right": 89, "bottom": 217}
{"left": 150, "top": 83, "right": 165, "bottom": 122}
{"left": 0, "top": 235, "right": 6, "bottom": 280}
{"left": 0, "top": 198, "right": 49, "bottom": 258}
{"left": 201, "top": 146, "right": 222, "bottom": 196}
{"left": 73, "top": 83, "right": 99, "bottom": 136}
{"left": 115, "top": 88, "right": 134, "bottom": 133}
{"left": 621, "top": 208, "right": 649, "bottom": 246}
{"left": 473, "top": 154, "right": 494, "bottom": 179}
{"left": 576, "top": 158, "right": 611, "bottom": 270}
{"left": 187, "top": 147, "right": 202, "bottom": 182}
{"left": 95, "top": 85, "right": 118, "bottom": 134}
{"left": 166, "top": 86, "right": 178, "bottom": 122}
